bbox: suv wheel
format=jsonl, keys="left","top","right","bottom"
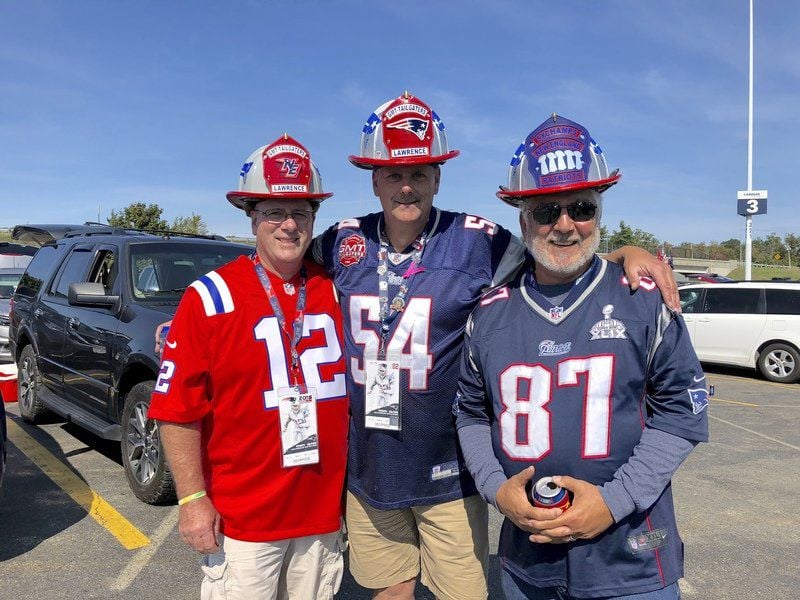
{"left": 17, "top": 345, "right": 51, "bottom": 423}
{"left": 121, "top": 381, "right": 175, "bottom": 504}
{"left": 757, "top": 343, "right": 800, "bottom": 384}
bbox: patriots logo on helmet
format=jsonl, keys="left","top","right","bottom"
{"left": 386, "top": 118, "right": 429, "bottom": 141}
{"left": 363, "top": 112, "right": 381, "bottom": 134}
{"left": 278, "top": 158, "right": 301, "bottom": 178}
{"left": 240, "top": 161, "right": 254, "bottom": 183}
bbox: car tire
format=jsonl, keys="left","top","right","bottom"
{"left": 757, "top": 343, "right": 800, "bottom": 384}
{"left": 121, "top": 381, "right": 175, "bottom": 504}
{"left": 17, "top": 345, "right": 51, "bottom": 423}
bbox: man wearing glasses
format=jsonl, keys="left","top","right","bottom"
{"left": 455, "top": 115, "right": 709, "bottom": 600}
{"left": 150, "top": 135, "right": 349, "bottom": 599}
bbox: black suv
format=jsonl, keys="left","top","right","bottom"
{"left": 9, "top": 224, "right": 252, "bottom": 503}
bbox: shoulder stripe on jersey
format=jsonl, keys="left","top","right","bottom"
{"left": 190, "top": 271, "right": 235, "bottom": 316}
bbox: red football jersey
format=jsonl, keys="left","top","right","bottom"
{"left": 149, "top": 256, "right": 349, "bottom": 542}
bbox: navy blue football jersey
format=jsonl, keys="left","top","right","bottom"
{"left": 313, "top": 208, "right": 525, "bottom": 509}
{"left": 456, "top": 257, "right": 708, "bottom": 597}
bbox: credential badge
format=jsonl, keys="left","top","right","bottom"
{"left": 589, "top": 304, "right": 627, "bottom": 340}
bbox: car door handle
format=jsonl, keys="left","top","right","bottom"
{"left": 68, "top": 317, "right": 80, "bottom": 329}
{"left": 33, "top": 308, "right": 43, "bottom": 318}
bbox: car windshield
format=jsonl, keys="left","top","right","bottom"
{"left": 130, "top": 242, "right": 252, "bottom": 300}
{"left": 0, "top": 271, "right": 23, "bottom": 299}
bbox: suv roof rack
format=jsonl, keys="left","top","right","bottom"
{"left": 12, "top": 223, "right": 229, "bottom": 246}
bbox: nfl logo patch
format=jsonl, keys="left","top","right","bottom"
{"left": 339, "top": 234, "right": 366, "bottom": 267}
{"left": 550, "top": 306, "right": 564, "bottom": 320}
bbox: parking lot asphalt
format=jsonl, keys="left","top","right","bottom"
{"left": 0, "top": 366, "right": 798, "bottom": 599}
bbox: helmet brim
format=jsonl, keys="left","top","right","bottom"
{"left": 496, "top": 172, "right": 622, "bottom": 207}
{"left": 227, "top": 191, "right": 333, "bottom": 211}
{"left": 348, "top": 150, "right": 460, "bottom": 170}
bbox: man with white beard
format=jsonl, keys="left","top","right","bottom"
{"left": 455, "top": 114, "right": 708, "bottom": 600}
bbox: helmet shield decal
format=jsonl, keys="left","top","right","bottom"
{"left": 261, "top": 137, "right": 311, "bottom": 195}
{"left": 381, "top": 97, "right": 433, "bottom": 159}
{"left": 525, "top": 116, "right": 591, "bottom": 191}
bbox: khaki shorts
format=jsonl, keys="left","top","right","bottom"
{"left": 200, "top": 531, "right": 344, "bottom": 600}
{"left": 345, "top": 491, "right": 489, "bottom": 600}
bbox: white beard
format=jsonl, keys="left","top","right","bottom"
{"left": 528, "top": 227, "right": 600, "bottom": 281}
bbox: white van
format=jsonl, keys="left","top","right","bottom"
{"left": 679, "top": 281, "right": 800, "bottom": 383}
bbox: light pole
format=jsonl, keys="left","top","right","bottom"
{"left": 744, "top": 0, "right": 755, "bottom": 280}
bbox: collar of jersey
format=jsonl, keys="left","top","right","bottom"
{"left": 521, "top": 256, "right": 607, "bottom": 323}
{"left": 377, "top": 207, "right": 442, "bottom": 253}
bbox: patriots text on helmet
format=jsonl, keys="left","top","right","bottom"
{"left": 390, "top": 147, "right": 429, "bottom": 158}
{"left": 265, "top": 144, "right": 308, "bottom": 159}
{"left": 385, "top": 104, "right": 429, "bottom": 120}
{"left": 541, "top": 171, "right": 586, "bottom": 185}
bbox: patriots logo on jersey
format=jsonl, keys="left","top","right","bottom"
{"left": 386, "top": 118, "right": 429, "bottom": 141}
{"left": 278, "top": 158, "right": 301, "bottom": 178}
{"left": 687, "top": 388, "right": 709, "bottom": 414}
{"left": 240, "top": 161, "right": 254, "bottom": 183}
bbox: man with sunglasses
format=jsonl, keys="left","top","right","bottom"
{"left": 149, "top": 135, "right": 349, "bottom": 599}
{"left": 455, "top": 115, "right": 709, "bottom": 600}
{"left": 312, "top": 95, "right": 681, "bottom": 600}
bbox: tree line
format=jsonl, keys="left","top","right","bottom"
{"left": 602, "top": 221, "right": 799, "bottom": 267}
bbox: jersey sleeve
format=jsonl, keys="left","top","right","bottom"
{"left": 454, "top": 313, "right": 492, "bottom": 429}
{"left": 310, "top": 224, "right": 338, "bottom": 275}
{"left": 147, "top": 288, "right": 213, "bottom": 423}
{"left": 489, "top": 226, "right": 526, "bottom": 288}
{"left": 645, "top": 305, "right": 710, "bottom": 442}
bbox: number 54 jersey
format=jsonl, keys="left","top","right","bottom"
{"left": 313, "top": 208, "right": 524, "bottom": 509}
{"left": 456, "top": 257, "right": 709, "bottom": 596}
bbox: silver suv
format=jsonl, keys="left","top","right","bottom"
{"left": 679, "top": 281, "right": 800, "bottom": 383}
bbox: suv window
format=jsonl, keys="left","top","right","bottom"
{"left": 703, "top": 288, "right": 763, "bottom": 314}
{"left": 52, "top": 248, "right": 94, "bottom": 298}
{"left": 15, "top": 244, "right": 65, "bottom": 298}
{"left": 89, "top": 249, "right": 119, "bottom": 295}
{"left": 130, "top": 242, "right": 249, "bottom": 299}
{"left": 765, "top": 289, "right": 800, "bottom": 315}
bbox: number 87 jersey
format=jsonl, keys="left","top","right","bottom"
{"left": 455, "top": 257, "right": 709, "bottom": 592}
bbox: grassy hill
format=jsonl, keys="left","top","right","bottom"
{"left": 727, "top": 265, "right": 800, "bottom": 280}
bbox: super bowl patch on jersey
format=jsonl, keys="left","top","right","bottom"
{"left": 590, "top": 304, "right": 627, "bottom": 340}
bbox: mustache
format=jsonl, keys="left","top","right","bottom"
{"left": 546, "top": 233, "right": 580, "bottom": 244}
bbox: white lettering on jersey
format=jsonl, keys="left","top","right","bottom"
{"left": 620, "top": 275, "right": 657, "bottom": 291}
{"left": 480, "top": 287, "right": 509, "bottom": 306}
{"left": 255, "top": 313, "right": 346, "bottom": 408}
{"left": 154, "top": 360, "right": 176, "bottom": 394}
{"left": 499, "top": 355, "right": 614, "bottom": 460}
{"left": 349, "top": 295, "right": 433, "bottom": 390}
{"left": 464, "top": 215, "right": 497, "bottom": 236}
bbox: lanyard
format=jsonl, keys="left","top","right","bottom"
{"left": 254, "top": 261, "right": 307, "bottom": 384}
{"left": 376, "top": 227, "right": 427, "bottom": 357}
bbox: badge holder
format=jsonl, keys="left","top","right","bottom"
{"left": 278, "top": 385, "right": 319, "bottom": 467}
{"left": 364, "top": 360, "right": 401, "bottom": 431}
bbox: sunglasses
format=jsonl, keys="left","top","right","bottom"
{"left": 527, "top": 201, "right": 598, "bottom": 225}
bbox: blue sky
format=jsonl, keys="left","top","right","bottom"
{"left": 2, "top": 1, "right": 797, "bottom": 244}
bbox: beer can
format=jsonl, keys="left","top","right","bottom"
{"left": 531, "top": 476, "right": 571, "bottom": 510}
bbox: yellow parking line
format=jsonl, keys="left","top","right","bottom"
{"left": 709, "top": 397, "right": 760, "bottom": 407}
{"left": 707, "top": 372, "right": 796, "bottom": 390}
{"left": 6, "top": 418, "right": 150, "bottom": 550}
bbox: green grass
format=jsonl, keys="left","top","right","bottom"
{"left": 727, "top": 265, "right": 800, "bottom": 281}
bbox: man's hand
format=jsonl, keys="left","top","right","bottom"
{"left": 528, "top": 475, "right": 614, "bottom": 544}
{"left": 610, "top": 246, "right": 680, "bottom": 312}
{"left": 496, "top": 466, "right": 561, "bottom": 533}
{"left": 154, "top": 320, "right": 173, "bottom": 354}
{"left": 178, "top": 496, "right": 221, "bottom": 554}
